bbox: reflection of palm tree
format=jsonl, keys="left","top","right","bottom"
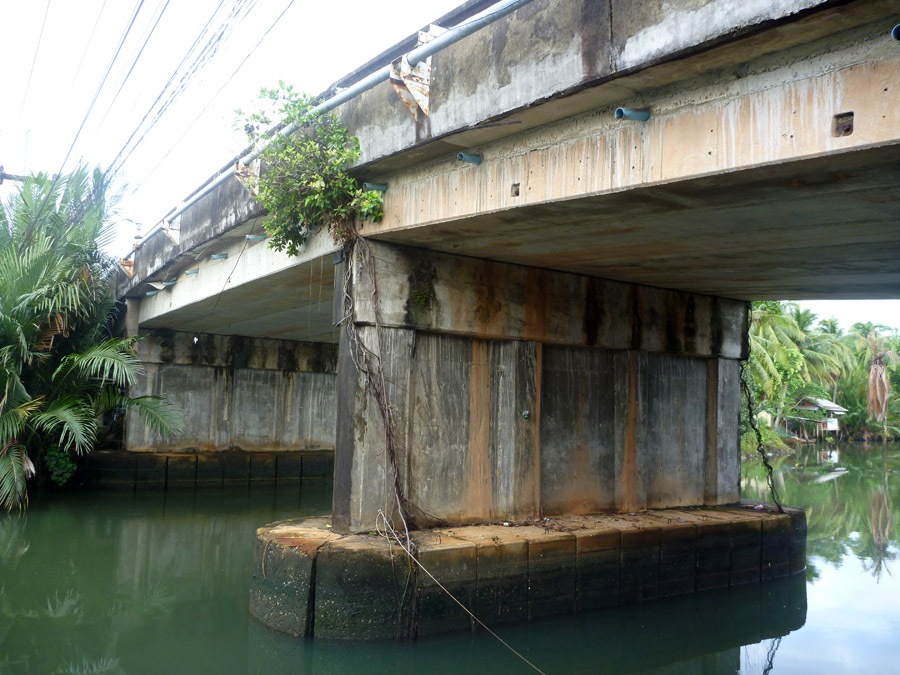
{"left": 864, "top": 447, "right": 893, "bottom": 581}
{"left": 0, "top": 516, "right": 29, "bottom": 566}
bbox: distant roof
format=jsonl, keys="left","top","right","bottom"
{"left": 796, "top": 397, "right": 848, "bottom": 415}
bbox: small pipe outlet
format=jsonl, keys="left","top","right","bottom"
{"left": 615, "top": 107, "right": 651, "bottom": 122}
{"left": 362, "top": 182, "right": 388, "bottom": 192}
{"left": 892, "top": 24, "right": 900, "bottom": 41}
{"left": 457, "top": 152, "right": 482, "bottom": 165}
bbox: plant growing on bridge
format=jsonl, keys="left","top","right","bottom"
{"left": 0, "top": 168, "right": 181, "bottom": 509}
{"left": 237, "top": 82, "right": 383, "bottom": 255}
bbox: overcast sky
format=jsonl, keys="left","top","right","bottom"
{"left": 1, "top": 0, "right": 460, "bottom": 240}
{"left": 2, "top": 0, "right": 897, "bottom": 333}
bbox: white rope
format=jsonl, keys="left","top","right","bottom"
{"left": 375, "top": 510, "right": 547, "bottom": 675}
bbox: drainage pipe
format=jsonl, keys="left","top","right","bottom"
{"left": 146, "top": 0, "right": 535, "bottom": 241}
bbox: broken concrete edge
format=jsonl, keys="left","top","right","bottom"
{"left": 249, "top": 500, "right": 807, "bottom": 640}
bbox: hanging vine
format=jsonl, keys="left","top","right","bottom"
{"left": 742, "top": 303, "right": 784, "bottom": 513}
{"left": 237, "top": 84, "right": 419, "bottom": 539}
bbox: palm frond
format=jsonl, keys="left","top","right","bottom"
{"left": 0, "top": 397, "right": 41, "bottom": 442}
{"left": 125, "top": 395, "right": 182, "bottom": 440}
{"left": 32, "top": 397, "right": 97, "bottom": 455}
{"left": 53, "top": 337, "right": 142, "bottom": 389}
{"left": 0, "top": 443, "right": 33, "bottom": 511}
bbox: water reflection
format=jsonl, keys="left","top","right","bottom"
{"left": 1, "top": 482, "right": 810, "bottom": 674}
{"left": 0, "top": 487, "right": 331, "bottom": 674}
{"left": 249, "top": 575, "right": 805, "bottom": 675}
{"left": 743, "top": 443, "right": 899, "bottom": 582}
{"left": 742, "top": 442, "right": 900, "bottom": 674}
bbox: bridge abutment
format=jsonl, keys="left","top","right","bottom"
{"left": 125, "top": 330, "right": 338, "bottom": 453}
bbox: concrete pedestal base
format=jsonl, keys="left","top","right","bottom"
{"left": 249, "top": 501, "right": 806, "bottom": 640}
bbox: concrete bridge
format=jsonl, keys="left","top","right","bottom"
{"left": 117, "top": 0, "right": 898, "bottom": 637}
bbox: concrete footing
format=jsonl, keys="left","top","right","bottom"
{"left": 79, "top": 450, "right": 334, "bottom": 489}
{"left": 249, "top": 501, "right": 806, "bottom": 640}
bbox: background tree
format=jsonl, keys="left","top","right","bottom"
{"left": 745, "top": 301, "right": 900, "bottom": 445}
{"left": 0, "top": 168, "right": 180, "bottom": 510}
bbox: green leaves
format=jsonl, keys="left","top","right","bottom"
{"left": 0, "top": 169, "right": 182, "bottom": 510}
{"left": 237, "top": 82, "right": 383, "bottom": 255}
{"left": 0, "top": 442, "right": 34, "bottom": 510}
{"left": 54, "top": 338, "right": 143, "bottom": 388}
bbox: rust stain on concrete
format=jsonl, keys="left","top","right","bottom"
{"left": 523, "top": 267, "right": 549, "bottom": 342}
{"left": 621, "top": 351, "right": 638, "bottom": 511}
{"left": 465, "top": 339, "right": 493, "bottom": 518}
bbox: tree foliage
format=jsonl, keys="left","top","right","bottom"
{"left": 0, "top": 168, "right": 180, "bottom": 509}
{"left": 237, "top": 82, "right": 383, "bottom": 255}
{"left": 746, "top": 301, "right": 900, "bottom": 445}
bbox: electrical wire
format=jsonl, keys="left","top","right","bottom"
{"left": 107, "top": 0, "right": 259, "bottom": 178}
{"left": 133, "top": 0, "right": 295, "bottom": 189}
{"left": 60, "top": 0, "right": 110, "bottom": 115}
{"left": 17, "top": 0, "right": 52, "bottom": 127}
{"left": 92, "top": 0, "right": 172, "bottom": 131}
{"left": 28, "top": 0, "right": 147, "bottom": 229}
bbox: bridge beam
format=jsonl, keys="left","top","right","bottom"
{"left": 332, "top": 241, "right": 747, "bottom": 533}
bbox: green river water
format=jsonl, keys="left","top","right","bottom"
{"left": 1, "top": 442, "right": 897, "bottom": 674}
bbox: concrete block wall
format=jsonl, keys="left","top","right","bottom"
{"left": 333, "top": 241, "right": 747, "bottom": 533}
{"left": 126, "top": 331, "right": 338, "bottom": 453}
{"left": 251, "top": 506, "right": 807, "bottom": 640}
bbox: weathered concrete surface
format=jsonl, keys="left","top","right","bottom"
{"left": 334, "top": 241, "right": 745, "bottom": 533}
{"left": 123, "top": 0, "right": 900, "bottom": 354}
{"left": 130, "top": 228, "right": 340, "bottom": 344}
{"left": 249, "top": 503, "right": 807, "bottom": 640}
{"left": 361, "top": 15, "right": 900, "bottom": 301}
{"left": 249, "top": 517, "right": 340, "bottom": 637}
{"left": 249, "top": 571, "right": 805, "bottom": 668}
{"left": 126, "top": 330, "right": 337, "bottom": 453}
{"left": 122, "top": 175, "right": 265, "bottom": 297}
{"left": 353, "top": 241, "right": 747, "bottom": 357}
{"left": 343, "top": 0, "right": 882, "bottom": 170}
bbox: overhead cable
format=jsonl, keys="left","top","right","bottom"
{"left": 29, "top": 0, "right": 147, "bottom": 228}
{"left": 134, "top": 0, "right": 295, "bottom": 190}
{"left": 17, "top": 0, "right": 52, "bottom": 128}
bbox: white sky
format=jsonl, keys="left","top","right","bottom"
{"left": 2, "top": 1, "right": 897, "bottom": 333}
{"left": 0, "top": 0, "right": 460, "bottom": 243}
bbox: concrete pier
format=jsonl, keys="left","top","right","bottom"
{"left": 249, "top": 501, "right": 806, "bottom": 640}
{"left": 334, "top": 241, "right": 747, "bottom": 534}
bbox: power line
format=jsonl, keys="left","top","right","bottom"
{"left": 134, "top": 0, "right": 295, "bottom": 189}
{"left": 18, "top": 0, "right": 52, "bottom": 127}
{"left": 93, "top": 0, "right": 172, "bottom": 131}
{"left": 60, "top": 0, "right": 110, "bottom": 115}
{"left": 106, "top": 0, "right": 252, "bottom": 177}
{"left": 28, "top": 0, "right": 147, "bottom": 229}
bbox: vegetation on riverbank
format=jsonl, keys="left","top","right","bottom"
{"left": 0, "top": 169, "right": 180, "bottom": 510}
{"left": 743, "top": 300, "right": 899, "bottom": 453}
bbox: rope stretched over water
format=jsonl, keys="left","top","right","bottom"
{"left": 375, "top": 510, "right": 548, "bottom": 675}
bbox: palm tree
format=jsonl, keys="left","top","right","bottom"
{"left": 0, "top": 168, "right": 179, "bottom": 510}
{"left": 849, "top": 323, "right": 897, "bottom": 438}
{"left": 748, "top": 301, "right": 804, "bottom": 401}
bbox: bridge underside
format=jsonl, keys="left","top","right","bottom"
{"left": 367, "top": 144, "right": 900, "bottom": 302}
{"left": 133, "top": 142, "right": 900, "bottom": 348}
